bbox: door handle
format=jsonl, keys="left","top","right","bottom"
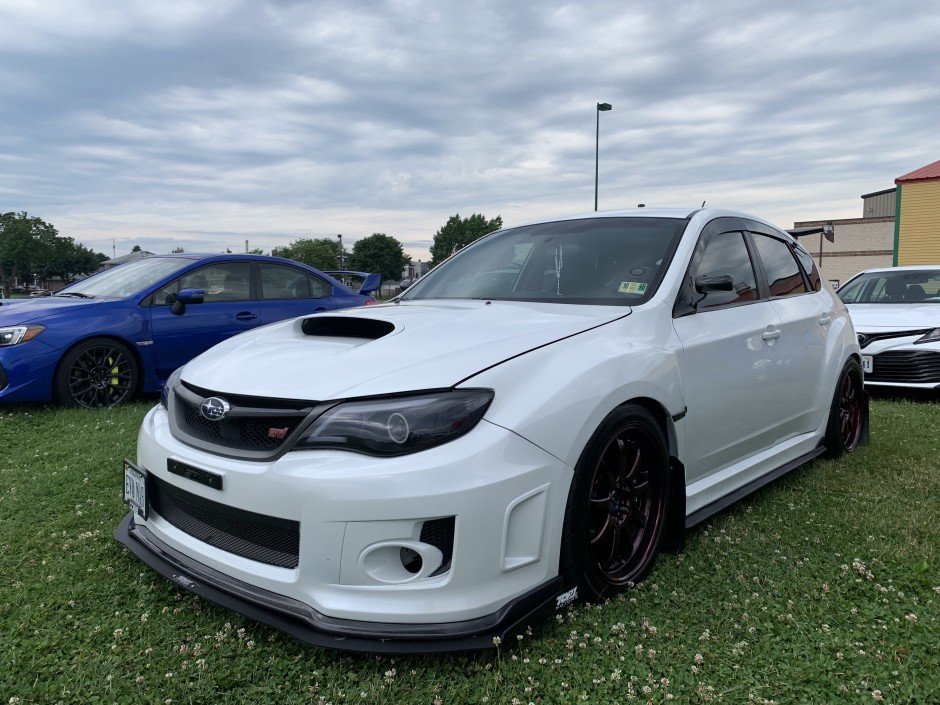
{"left": 313, "top": 307, "right": 327, "bottom": 312}
{"left": 235, "top": 312, "right": 258, "bottom": 321}
{"left": 818, "top": 314, "right": 832, "bottom": 326}
{"left": 761, "top": 329, "right": 781, "bottom": 341}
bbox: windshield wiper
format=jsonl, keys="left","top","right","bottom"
{"left": 55, "top": 292, "right": 94, "bottom": 299}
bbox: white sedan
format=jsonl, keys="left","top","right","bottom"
{"left": 116, "top": 208, "right": 867, "bottom": 653}
{"left": 837, "top": 265, "right": 940, "bottom": 389}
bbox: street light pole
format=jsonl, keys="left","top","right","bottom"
{"left": 594, "top": 102, "right": 612, "bottom": 211}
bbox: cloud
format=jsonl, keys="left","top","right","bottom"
{"left": 2, "top": 0, "right": 939, "bottom": 263}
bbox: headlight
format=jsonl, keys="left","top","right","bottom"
{"left": 915, "top": 328, "right": 940, "bottom": 344}
{"left": 0, "top": 324, "right": 46, "bottom": 347}
{"left": 295, "top": 390, "right": 494, "bottom": 456}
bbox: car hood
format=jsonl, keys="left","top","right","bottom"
{"left": 181, "top": 300, "right": 631, "bottom": 399}
{"left": 846, "top": 303, "right": 940, "bottom": 330}
{"left": 0, "top": 296, "right": 104, "bottom": 323}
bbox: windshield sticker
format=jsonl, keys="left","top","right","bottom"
{"left": 618, "top": 281, "right": 648, "bottom": 294}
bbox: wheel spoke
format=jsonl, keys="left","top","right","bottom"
{"left": 65, "top": 345, "right": 135, "bottom": 407}
{"left": 584, "top": 417, "right": 668, "bottom": 586}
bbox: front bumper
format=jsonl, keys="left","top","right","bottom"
{"left": 860, "top": 336, "right": 940, "bottom": 389}
{"left": 116, "top": 404, "right": 574, "bottom": 651}
{"left": 0, "top": 342, "right": 61, "bottom": 401}
{"left": 116, "top": 512, "right": 561, "bottom": 653}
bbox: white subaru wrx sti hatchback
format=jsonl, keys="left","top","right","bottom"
{"left": 117, "top": 208, "right": 867, "bottom": 652}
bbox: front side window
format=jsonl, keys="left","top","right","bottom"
{"left": 694, "top": 232, "right": 758, "bottom": 309}
{"left": 401, "top": 217, "right": 687, "bottom": 305}
{"left": 153, "top": 262, "right": 252, "bottom": 305}
{"left": 752, "top": 234, "right": 807, "bottom": 298}
{"left": 258, "top": 263, "right": 330, "bottom": 300}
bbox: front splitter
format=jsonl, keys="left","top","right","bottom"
{"left": 115, "top": 512, "right": 562, "bottom": 654}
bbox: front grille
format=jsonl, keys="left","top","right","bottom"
{"left": 869, "top": 350, "right": 940, "bottom": 384}
{"left": 178, "top": 395, "right": 308, "bottom": 451}
{"left": 169, "top": 381, "right": 319, "bottom": 457}
{"left": 150, "top": 474, "right": 300, "bottom": 568}
{"left": 857, "top": 329, "right": 931, "bottom": 350}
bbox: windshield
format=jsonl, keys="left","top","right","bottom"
{"left": 402, "top": 217, "right": 687, "bottom": 305}
{"left": 57, "top": 257, "right": 195, "bottom": 299}
{"left": 837, "top": 270, "right": 940, "bottom": 304}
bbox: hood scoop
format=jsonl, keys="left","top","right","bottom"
{"left": 301, "top": 316, "right": 395, "bottom": 340}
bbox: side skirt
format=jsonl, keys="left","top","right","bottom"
{"left": 684, "top": 447, "right": 826, "bottom": 529}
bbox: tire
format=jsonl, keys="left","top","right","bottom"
{"left": 823, "top": 359, "right": 864, "bottom": 458}
{"left": 560, "top": 404, "right": 671, "bottom": 602}
{"left": 54, "top": 338, "right": 138, "bottom": 408}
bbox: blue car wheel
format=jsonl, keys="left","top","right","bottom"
{"left": 54, "top": 338, "right": 139, "bottom": 408}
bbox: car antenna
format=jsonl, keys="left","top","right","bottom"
{"left": 701, "top": 200, "right": 706, "bottom": 207}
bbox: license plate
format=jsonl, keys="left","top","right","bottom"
{"left": 124, "top": 459, "right": 148, "bottom": 519}
{"left": 862, "top": 355, "right": 873, "bottom": 374}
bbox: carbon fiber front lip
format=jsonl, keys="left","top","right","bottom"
{"left": 115, "top": 512, "right": 562, "bottom": 653}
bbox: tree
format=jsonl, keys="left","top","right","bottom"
{"left": 348, "top": 233, "right": 410, "bottom": 281}
{"left": 131, "top": 245, "right": 142, "bottom": 253}
{"left": 171, "top": 246, "right": 185, "bottom": 253}
{"left": 1, "top": 211, "right": 58, "bottom": 295}
{"left": 273, "top": 237, "right": 341, "bottom": 270}
{"left": 1, "top": 212, "right": 108, "bottom": 295}
{"left": 429, "top": 213, "right": 502, "bottom": 267}
{"left": 42, "top": 238, "right": 102, "bottom": 285}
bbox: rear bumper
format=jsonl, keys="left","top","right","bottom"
{"left": 116, "top": 512, "right": 562, "bottom": 653}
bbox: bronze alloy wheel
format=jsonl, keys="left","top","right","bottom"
{"left": 562, "top": 404, "right": 670, "bottom": 600}
{"left": 824, "top": 359, "right": 864, "bottom": 458}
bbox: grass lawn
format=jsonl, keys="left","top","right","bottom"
{"left": 1, "top": 394, "right": 938, "bottom": 704}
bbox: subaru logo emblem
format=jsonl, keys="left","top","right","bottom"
{"left": 200, "top": 397, "right": 230, "bottom": 421}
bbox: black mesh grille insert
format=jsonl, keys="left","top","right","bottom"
{"left": 150, "top": 474, "right": 299, "bottom": 568}
{"left": 869, "top": 350, "right": 940, "bottom": 384}
{"left": 421, "top": 517, "right": 456, "bottom": 577}
{"left": 178, "top": 395, "right": 308, "bottom": 452}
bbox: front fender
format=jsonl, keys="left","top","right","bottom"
{"left": 464, "top": 318, "right": 683, "bottom": 469}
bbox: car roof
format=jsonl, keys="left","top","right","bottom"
{"left": 506, "top": 207, "right": 778, "bottom": 230}
{"left": 854, "top": 265, "right": 940, "bottom": 275}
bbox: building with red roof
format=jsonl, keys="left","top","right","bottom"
{"left": 894, "top": 158, "right": 940, "bottom": 265}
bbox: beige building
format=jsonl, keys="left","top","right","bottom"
{"left": 792, "top": 197, "right": 895, "bottom": 288}
{"left": 792, "top": 157, "right": 940, "bottom": 286}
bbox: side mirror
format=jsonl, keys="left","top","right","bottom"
{"left": 694, "top": 274, "right": 734, "bottom": 293}
{"left": 170, "top": 287, "right": 206, "bottom": 316}
{"left": 358, "top": 273, "right": 382, "bottom": 296}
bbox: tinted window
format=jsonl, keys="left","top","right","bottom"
{"left": 792, "top": 245, "right": 822, "bottom": 292}
{"left": 752, "top": 234, "right": 806, "bottom": 297}
{"left": 694, "top": 232, "right": 758, "bottom": 309}
{"left": 259, "top": 263, "right": 330, "bottom": 300}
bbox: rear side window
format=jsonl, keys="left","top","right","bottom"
{"left": 752, "top": 234, "right": 807, "bottom": 298}
{"left": 792, "top": 246, "right": 822, "bottom": 292}
{"left": 258, "top": 263, "right": 331, "bottom": 300}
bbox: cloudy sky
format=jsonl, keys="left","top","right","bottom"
{"left": 2, "top": 0, "right": 939, "bottom": 262}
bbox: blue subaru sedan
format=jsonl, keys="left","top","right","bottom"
{"left": 0, "top": 254, "right": 380, "bottom": 407}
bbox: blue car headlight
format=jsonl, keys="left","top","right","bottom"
{"left": 294, "top": 390, "right": 494, "bottom": 456}
{"left": 0, "top": 325, "right": 46, "bottom": 347}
